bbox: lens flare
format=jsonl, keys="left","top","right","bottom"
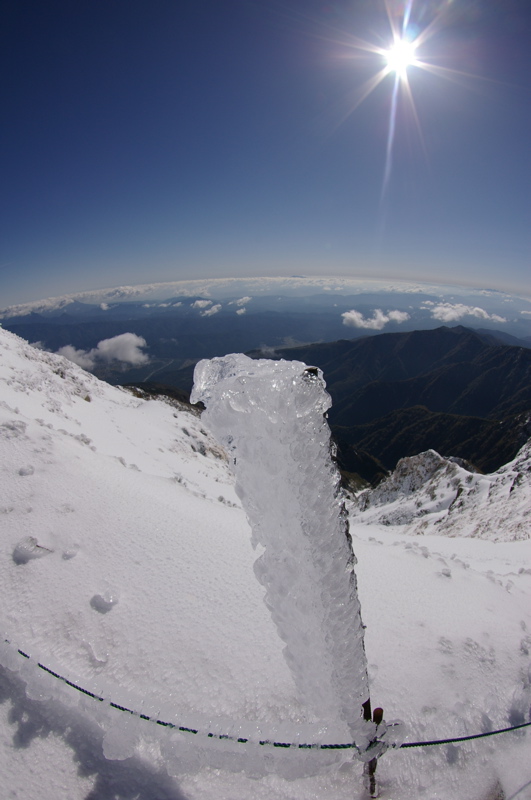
{"left": 309, "top": 0, "right": 494, "bottom": 212}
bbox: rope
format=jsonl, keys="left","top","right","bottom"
{"left": 506, "top": 778, "right": 531, "bottom": 800}
{"left": 3, "top": 639, "right": 531, "bottom": 751}
{"left": 401, "top": 723, "right": 531, "bottom": 748}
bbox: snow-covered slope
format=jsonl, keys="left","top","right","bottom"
{"left": 350, "top": 446, "right": 531, "bottom": 541}
{"left": 0, "top": 327, "right": 530, "bottom": 800}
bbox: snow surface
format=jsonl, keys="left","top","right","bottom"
{"left": 0, "top": 326, "right": 530, "bottom": 799}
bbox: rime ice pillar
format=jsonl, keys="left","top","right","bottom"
{"left": 191, "top": 354, "right": 370, "bottom": 735}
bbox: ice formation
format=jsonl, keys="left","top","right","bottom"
{"left": 192, "top": 354, "right": 371, "bottom": 741}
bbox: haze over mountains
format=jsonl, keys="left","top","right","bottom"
{"left": 2, "top": 280, "right": 531, "bottom": 393}
{"left": 4, "top": 280, "right": 531, "bottom": 487}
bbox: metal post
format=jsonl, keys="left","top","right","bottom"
{"left": 363, "top": 706, "right": 383, "bottom": 798}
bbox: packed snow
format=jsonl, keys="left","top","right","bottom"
{"left": 0, "top": 326, "right": 530, "bottom": 799}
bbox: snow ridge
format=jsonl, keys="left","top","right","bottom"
{"left": 351, "top": 444, "right": 531, "bottom": 541}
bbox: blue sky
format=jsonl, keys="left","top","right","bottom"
{"left": 2, "top": 0, "right": 530, "bottom": 306}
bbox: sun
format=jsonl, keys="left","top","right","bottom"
{"left": 331, "top": 1, "right": 474, "bottom": 202}
{"left": 384, "top": 38, "right": 418, "bottom": 77}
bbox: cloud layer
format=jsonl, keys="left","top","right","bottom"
{"left": 57, "top": 333, "right": 149, "bottom": 370}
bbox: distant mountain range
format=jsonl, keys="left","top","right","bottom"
{"left": 4, "top": 298, "right": 531, "bottom": 486}
{"left": 3, "top": 290, "right": 531, "bottom": 391}
{"left": 256, "top": 326, "right": 531, "bottom": 485}
{"left": 123, "top": 325, "right": 531, "bottom": 486}
{"left": 1, "top": 299, "right": 372, "bottom": 384}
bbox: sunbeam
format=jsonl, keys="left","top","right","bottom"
{"left": 381, "top": 73, "right": 401, "bottom": 202}
{"left": 332, "top": 1, "right": 457, "bottom": 205}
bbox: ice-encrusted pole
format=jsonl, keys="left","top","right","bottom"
{"left": 192, "top": 354, "right": 394, "bottom": 770}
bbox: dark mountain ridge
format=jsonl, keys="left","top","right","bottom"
{"left": 123, "top": 326, "right": 531, "bottom": 484}
{"left": 247, "top": 326, "right": 531, "bottom": 484}
{"left": 335, "top": 407, "right": 531, "bottom": 479}
{"left": 268, "top": 326, "right": 531, "bottom": 420}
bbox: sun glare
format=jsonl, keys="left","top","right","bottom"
{"left": 385, "top": 39, "right": 418, "bottom": 77}
{"left": 334, "top": 0, "right": 477, "bottom": 203}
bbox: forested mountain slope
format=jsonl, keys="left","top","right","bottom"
{"left": 258, "top": 326, "right": 531, "bottom": 482}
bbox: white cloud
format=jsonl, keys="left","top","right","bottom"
{"left": 426, "top": 303, "right": 507, "bottom": 323}
{"left": 257, "top": 344, "right": 277, "bottom": 356}
{"left": 341, "top": 308, "right": 410, "bottom": 330}
{"left": 229, "top": 296, "right": 252, "bottom": 307}
{"left": 93, "top": 333, "right": 149, "bottom": 364}
{"left": 57, "top": 345, "right": 96, "bottom": 370}
{"left": 236, "top": 307, "right": 246, "bottom": 315}
{"left": 387, "top": 310, "right": 411, "bottom": 323}
{"left": 57, "top": 333, "right": 149, "bottom": 371}
{"left": 201, "top": 303, "right": 222, "bottom": 317}
{"left": 520, "top": 310, "right": 531, "bottom": 317}
{"left": 191, "top": 299, "right": 212, "bottom": 309}
{"left": 100, "top": 303, "right": 110, "bottom": 311}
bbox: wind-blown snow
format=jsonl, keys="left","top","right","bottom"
{"left": 0, "top": 327, "right": 530, "bottom": 799}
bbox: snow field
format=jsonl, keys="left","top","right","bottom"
{"left": 0, "top": 328, "right": 530, "bottom": 799}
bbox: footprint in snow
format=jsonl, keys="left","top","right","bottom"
{"left": 90, "top": 592, "right": 119, "bottom": 614}
{"left": 18, "top": 465, "right": 35, "bottom": 476}
{"left": 13, "top": 536, "right": 53, "bottom": 564}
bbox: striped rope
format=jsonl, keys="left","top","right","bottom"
{"left": 4, "top": 639, "right": 531, "bottom": 751}
{"left": 401, "top": 723, "right": 531, "bottom": 748}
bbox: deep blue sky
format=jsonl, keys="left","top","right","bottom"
{"left": 2, "top": 0, "right": 530, "bottom": 305}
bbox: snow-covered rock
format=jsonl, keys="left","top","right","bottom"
{"left": 350, "top": 445, "right": 531, "bottom": 541}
